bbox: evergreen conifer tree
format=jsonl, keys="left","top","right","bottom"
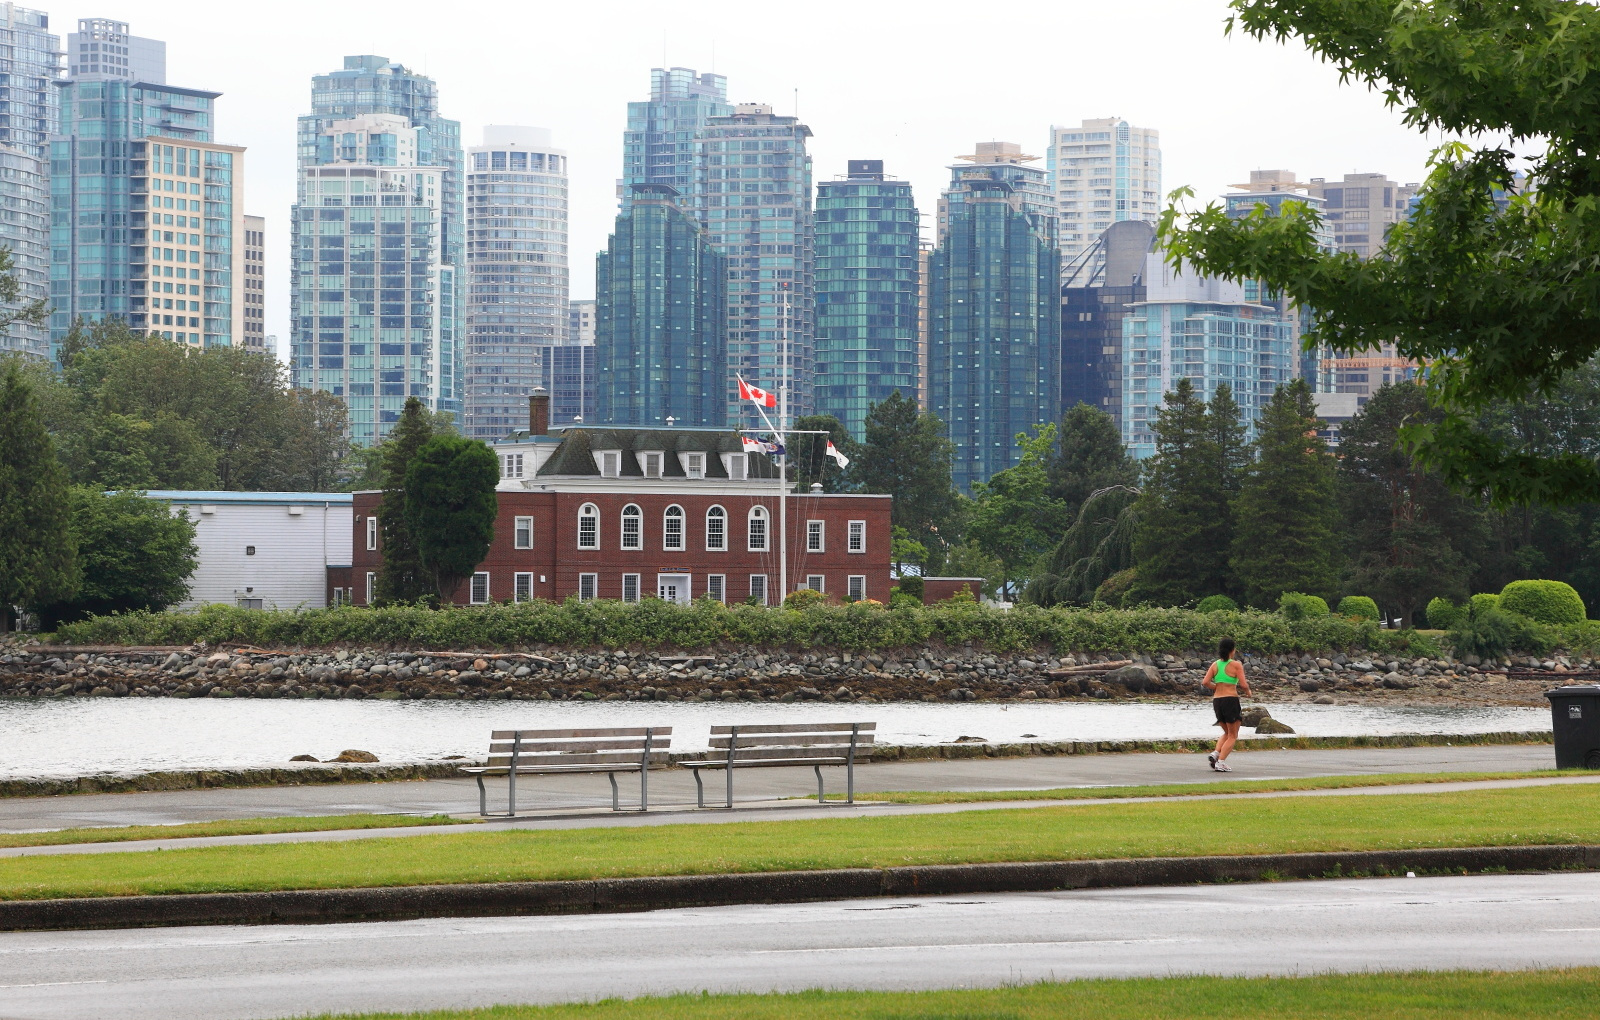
{"left": 0, "top": 361, "right": 77, "bottom": 629}
{"left": 1230, "top": 379, "right": 1341, "bottom": 608}
{"left": 373, "top": 397, "right": 436, "bottom": 604}
{"left": 1048, "top": 402, "right": 1138, "bottom": 521}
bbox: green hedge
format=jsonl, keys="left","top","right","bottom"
{"left": 1196, "top": 595, "right": 1238, "bottom": 613}
{"left": 1337, "top": 596, "right": 1380, "bottom": 621}
{"left": 1425, "top": 596, "right": 1465, "bottom": 631}
{"left": 45, "top": 600, "right": 1448, "bottom": 656}
{"left": 1499, "top": 580, "right": 1587, "bottom": 625}
{"left": 1278, "top": 592, "right": 1331, "bottom": 621}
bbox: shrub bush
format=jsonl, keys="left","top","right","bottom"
{"left": 1278, "top": 592, "right": 1330, "bottom": 621}
{"left": 895, "top": 575, "right": 925, "bottom": 603}
{"left": 1424, "top": 596, "right": 1465, "bottom": 631}
{"left": 1470, "top": 593, "right": 1500, "bottom": 616}
{"left": 1196, "top": 595, "right": 1239, "bottom": 613}
{"left": 1498, "top": 580, "right": 1587, "bottom": 625}
{"left": 782, "top": 588, "right": 828, "bottom": 610}
{"left": 888, "top": 591, "right": 921, "bottom": 610}
{"left": 1337, "top": 596, "right": 1380, "bottom": 621}
{"left": 1448, "top": 606, "right": 1555, "bottom": 661}
{"left": 1094, "top": 568, "right": 1138, "bottom": 608}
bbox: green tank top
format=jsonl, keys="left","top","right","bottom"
{"left": 1213, "top": 660, "right": 1239, "bottom": 686}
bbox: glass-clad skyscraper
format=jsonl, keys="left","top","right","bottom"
{"left": 622, "top": 67, "right": 729, "bottom": 213}
{"left": 930, "top": 143, "right": 1060, "bottom": 491}
{"left": 699, "top": 104, "right": 814, "bottom": 427}
{"left": 292, "top": 57, "right": 463, "bottom": 441}
{"left": 814, "top": 159, "right": 919, "bottom": 438}
{"left": 596, "top": 183, "right": 727, "bottom": 427}
{"left": 463, "top": 126, "right": 568, "bottom": 440}
{"left": 0, "top": 3, "right": 60, "bottom": 359}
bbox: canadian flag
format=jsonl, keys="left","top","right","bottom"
{"left": 738, "top": 377, "right": 777, "bottom": 409}
{"left": 741, "top": 435, "right": 764, "bottom": 454}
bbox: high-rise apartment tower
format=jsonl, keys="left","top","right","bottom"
{"left": 0, "top": 3, "right": 59, "bottom": 359}
{"left": 1049, "top": 118, "right": 1160, "bottom": 270}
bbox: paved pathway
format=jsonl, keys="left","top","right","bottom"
{"left": 0, "top": 872, "right": 1594, "bottom": 1019}
{"left": 0, "top": 742, "right": 1555, "bottom": 834}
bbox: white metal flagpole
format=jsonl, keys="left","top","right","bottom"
{"left": 778, "top": 282, "right": 789, "bottom": 602}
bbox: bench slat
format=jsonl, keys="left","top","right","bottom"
{"left": 682, "top": 756, "right": 860, "bottom": 769}
{"left": 490, "top": 727, "right": 671, "bottom": 740}
{"left": 465, "top": 763, "right": 666, "bottom": 775}
{"left": 710, "top": 734, "right": 875, "bottom": 749}
{"left": 686, "top": 746, "right": 876, "bottom": 763}
{"left": 485, "top": 752, "right": 675, "bottom": 767}
{"left": 708, "top": 722, "right": 874, "bottom": 735}
{"left": 490, "top": 738, "right": 672, "bottom": 754}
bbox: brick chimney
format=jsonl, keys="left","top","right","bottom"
{"left": 528, "top": 387, "right": 550, "bottom": 436}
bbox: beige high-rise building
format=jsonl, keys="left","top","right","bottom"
{"left": 1048, "top": 118, "right": 1161, "bottom": 268}
{"left": 1305, "top": 172, "right": 1416, "bottom": 257}
{"left": 241, "top": 214, "right": 266, "bottom": 353}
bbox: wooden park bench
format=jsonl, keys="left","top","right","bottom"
{"left": 682, "top": 722, "right": 875, "bottom": 809}
{"left": 460, "top": 727, "right": 672, "bottom": 817}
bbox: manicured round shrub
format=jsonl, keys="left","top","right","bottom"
{"left": 1469, "top": 592, "right": 1500, "bottom": 617}
{"left": 1424, "top": 596, "right": 1464, "bottom": 631}
{"left": 1196, "top": 595, "right": 1238, "bottom": 613}
{"left": 1278, "top": 591, "right": 1331, "bottom": 621}
{"left": 1498, "top": 580, "right": 1587, "bottom": 625}
{"left": 783, "top": 588, "right": 828, "bottom": 610}
{"left": 1337, "top": 596, "right": 1380, "bottom": 621}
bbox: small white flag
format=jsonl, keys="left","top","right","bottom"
{"left": 825, "top": 440, "right": 851, "bottom": 469}
{"left": 741, "top": 435, "right": 763, "bottom": 454}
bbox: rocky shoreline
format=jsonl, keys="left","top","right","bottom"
{"left": 0, "top": 643, "right": 1578, "bottom": 708}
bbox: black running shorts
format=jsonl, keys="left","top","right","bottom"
{"left": 1213, "top": 695, "right": 1242, "bottom": 724}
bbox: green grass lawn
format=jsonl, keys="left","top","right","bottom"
{"left": 312, "top": 971, "right": 1600, "bottom": 1020}
{"left": 0, "top": 783, "right": 1596, "bottom": 901}
{"left": 0, "top": 813, "right": 467, "bottom": 849}
{"left": 833, "top": 769, "right": 1576, "bottom": 803}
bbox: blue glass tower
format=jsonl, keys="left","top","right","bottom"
{"left": 622, "top": 67, "right": 729, "bottom": 214}
{"left": 595, "top": 184, "right": 727, "bottom": 427}
{"left": 930, "top": 143, "right": 1060, "bottom": 491}
{"left": 814, "top": 160, "right": 919, "bottom": 438}
{"left": 0, "top": 4, "right": 60, "bottom": 360}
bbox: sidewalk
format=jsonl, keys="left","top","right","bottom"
{"left": 0, "top": 741, "right": 1555, "bottom": 834}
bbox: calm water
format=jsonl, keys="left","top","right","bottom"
{"left": 0, "top": 698, "right": 1551, "bottom": 779}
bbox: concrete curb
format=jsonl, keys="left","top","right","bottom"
{"left": 0, "top": 843, "right": 1593, "bottom": 932}
{"left": 0, "top": 730, "right": 1554, "bottom": 800}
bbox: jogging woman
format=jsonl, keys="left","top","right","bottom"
{"left": 1202, "top": 637, "right": 1249, "bottom": 772}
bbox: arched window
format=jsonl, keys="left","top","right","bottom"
{"left": 621, "top": 504, "right": 643, "bottom": 551}
{"left": 663, "top": 504, "right": 685, "bottom": 551}
{"left": 577, "top": 503, "right": 599, "bottom": 550}
{"left": 705, "top": 505, "right": 727, "bottom": 551}
{"left": 748, "top": 505, "right": 769, "bottom": 552}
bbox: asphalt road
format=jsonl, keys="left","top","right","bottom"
{"left": 0, "top": 872, "right": 1595, "bottom": 1019}
{"left": 0, "top": 742, "right": 1556, "bottom": 833}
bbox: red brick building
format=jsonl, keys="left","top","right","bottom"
{"left": 352, "top": 399, "right": 893, "bottom": 606}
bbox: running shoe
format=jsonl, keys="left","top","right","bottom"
{"left": 1207, "top": 752, "right": 1218, "bottom": 770}
{"left": 1214, "top": 760, "right": 1233, "bottom": 772}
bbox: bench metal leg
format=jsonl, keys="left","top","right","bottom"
{"left": 692, "top": 768, "right": 704, "bottom": 808}
{"left": 640, "top": 766, "right": 649, "bottom": 813}
{"left": 847, "top": 759, "right": 855, "bottom": 805}
{"left": 726, "top": 760, "right": 735, "bottom": 809}
{"left": 814, "top": 764, "right": 825, "bottom": 804}
{"left": 476, "top": 775, "right": 487, "bottom": 817}
{"left": 608, "top": 772, "right": 620, "bottom": 812}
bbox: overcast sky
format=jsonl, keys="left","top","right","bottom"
{"left": 60, "top": 0, "right": 1450, "bottom": 361}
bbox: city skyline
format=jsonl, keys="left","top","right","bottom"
{"left": 24, "top": 0, "right": 1450, "bottom": 368}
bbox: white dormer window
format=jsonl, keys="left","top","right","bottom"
{"left": 685, "top": 452, "right": 705, "bottom": 479}
{"left": 599, "top": 451, "right": 620, "bottom": 478}
{"left": 499, "top": 453, "right": 523, "bottom": 479}
{"left": 642, "top": 452, "right": 663, "bottom": 478}
{"left": 727, "top": 453, "right": 748, "bottom": 481}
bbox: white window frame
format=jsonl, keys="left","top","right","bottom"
{"left": 470, "top": 572, "right": 490, "bottom": 605}
{"left": 500, "top": 452, "right": 523, "bottom": 479}
{"left": 707, "top": 574, "right": 726, "bottom": 603}
{"left": 514, "top": 572, "right": 533, "bottom": 603}
{"left": 578, "top": 573, "right": 597, "bottom": 601}
{"left": 365, "top": 516, "right": 378, "bottom": 551}
{"left": 642, "top": 452, "right": 662, "bottom": 478}
{"left": 748, "top": 505, "right": 769, "bottom": 551}
{"left": 514, "top": 516, "right": 534, "bottom": 550}
{"left": 685, "top": 452, "right": 705, "bottom": 479}
{"left": 847, "top": 575, "right": 866, "bottom": 601}
{"left": 727, "top": 453, "right": 748, "bottom": 480}
{"left": 364, "top": 571, "right": 375, "bottom": 605}
{"left": 663, "top": 504, "right": 685, "bottom": 551}
{"left": 847, "top": 520, "right": 866, "bottom": 554}
{"left": 621, "top": 504, "right": 643, "bottom": 551}
{"left": 705, "top": 505, "right": 727, "bottom": 551}
{"left": 622, "top": 573, "right": 641, "bottom": 603}
{"left": 805, "top": 574, "right": 826, "bottom": 593}
{"left": 806, "top": 519, "right": 825, "bottom": 553}
{"left": 599, "top": 451, "right": 620, "bottom": 478}
{"left": 577, "top": 503, "right": 599, "bottom": 550}
{"left": 748, "top": 574, "right": 768, "bottom": 606}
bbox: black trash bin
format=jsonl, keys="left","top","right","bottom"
{"left": 1545, "top": 685, "right": 1600, "bottom": 769}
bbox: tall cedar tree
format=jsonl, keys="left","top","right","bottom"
{"left": 373, "top": 397, "right": 436, "bottom": 604}
{"left": 1130, "top": 380, "right": 1245, "bottom": 606}
{"left": 0, "top": 360, "right": 77, "bottom": 629}
{"left": 1048, "top": 402, "right": 1139, "bottom": 521}
{"left": 30, "top": 488, "right": 198, "bottom": 630}
{"left": 849, "top": 392, "right": 963, "bottom": 564}
{"left": 1340, "top": 383, "right": 1484, "bottom": 627}
{"left": 1163, "top": 0, "right": 1600, "bottom": 503}
{"left": 1230, "top": 379, "right": 1341, "bottom": 608}
{"left": 967, "top": 425, "right": 1070, "bottom": 600}
{"left": 404, "top": 435, "right": 500, "bottom": 604}
{"left": 788, "top": 414, "right": 858, "bottom": 493}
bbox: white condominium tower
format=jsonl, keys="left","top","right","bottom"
{"left": 1049, "top": 117, "right": 1161, "bottom": 269}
